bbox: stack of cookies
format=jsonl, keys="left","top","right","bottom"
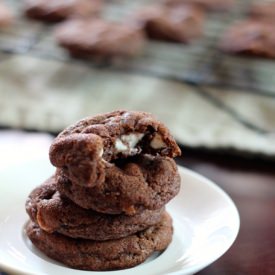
{"left": 25, "top": 110, "right": 181, "bottom": 271}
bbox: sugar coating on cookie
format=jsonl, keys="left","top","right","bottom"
{"left": 220, "top": 20, "right": 275, "bottom": 58}
{"left": 50, "top": 110, "right": 181, "bottom": 188}
{"left": 54, "top": 19, "right": 145, "bottom": 57}
{"left": 25, "top": 0, "right": 103, "bottom": 22}
{"left": 25, "top": 212, "right": 173, "bottom": 271}
{"left": 26, "top": 176, "right": 165, "bottom": 240}
{"left": 133, "top": 4, "right": 204, "bottom": 43}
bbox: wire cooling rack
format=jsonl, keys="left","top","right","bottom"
{"left": 1, "top": 0, "right": 275, "bottom": 96}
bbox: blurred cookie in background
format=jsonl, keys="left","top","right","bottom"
{"left": 248, "top": 1, "right": 275, "bottom": 22}
{"left": 24, "top": 0, "right": 103, "bottom": 22}
{"left": 54, "top": 18, "right": 146, "bottom": 58}
{"left": 220, "top": 20, "right": 275, "bottom": 59}
{"left": 0, "top": 2, "right": 14, "bottom": 27}
{"left": 164, "top": 0, "right": 235, "bottom": 12}
{"left": 133, "top": 4, "right": 204, "bottom": 43}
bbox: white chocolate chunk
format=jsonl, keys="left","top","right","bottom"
{"left": 99, "top": 148, "right": 103, "bottom": 157}
{"left": 150, "top": 134, "right": 166, "bottom": 149}
{"left": 115, "top": 139, "right": 128, "bottom": 152}
{"left": 115, "top": 133, "right": 144, "bottom": 155}
{"left": 121, "top": 133, "right": 144, "bottom": 148}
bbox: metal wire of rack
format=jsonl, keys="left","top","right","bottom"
{"left": 1, "top": 0, "right": 275, "bottom": 96}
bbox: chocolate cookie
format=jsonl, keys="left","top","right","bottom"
{"left": 164, "top": 0, "right": 235, "bottom": 11}
{"left": 26, "top": 212, "right": 173, "bottom": 271}
{"left": 249, "top": 2, "right": 275, "bottom": 22}
{"left": 50, "top": 110, "right": 181, "bottom": 188}
{"left": 56, "top": 154, "right": 180, "bottom": 215}
{"left": 220, "top": 20, "right": 275, "bottom": 58}
{"left": 54, "top": 19, "right": 145, "bottom": 58}
{"left": 26, "top": 176, "right": 164, "bottom": 240}
{"left": 133, "top": 4, "right": 204, "bottom": 43}
{"left": 25, "top": 0, "right": 102, "bottom": 22}
{"left": 0, "top": 3, "right": 13, "bottom": 27}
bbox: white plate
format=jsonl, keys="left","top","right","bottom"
{"left": 0, "top": 159, "right": 240, "bottom": 275}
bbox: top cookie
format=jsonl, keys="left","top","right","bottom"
{"left": 25, "top": 0, "right": 103, "bottom": 22}
{"left": 50, "top": 110, "right": 181, "bottom": 187}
